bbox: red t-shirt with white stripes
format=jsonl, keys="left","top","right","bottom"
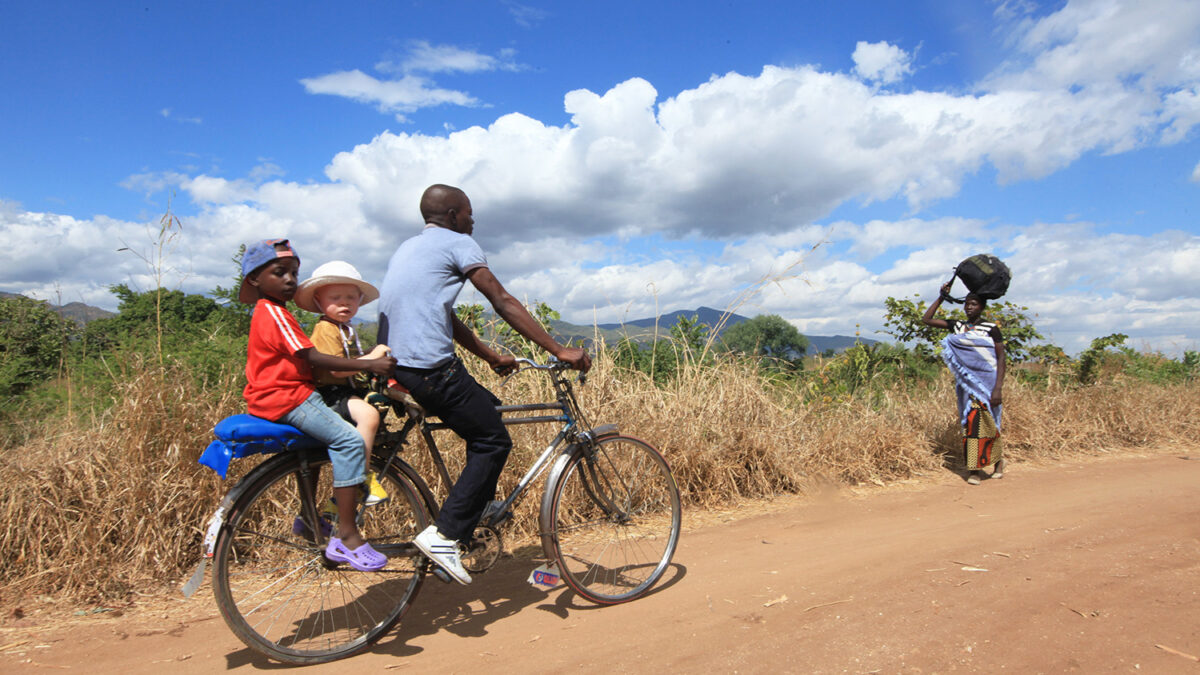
{"left": 243, "top": 298, "right": 315, "bottom": 420}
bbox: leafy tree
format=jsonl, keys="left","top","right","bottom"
{"left": 104, "top": 284, "right": 224, "bottom": 329}
{"left": 210, "top": 246, "right": 259, "bottom": 345}
{"left": 116, "top": 201, "right": 185, "bottom": 360}
{"left": 532, "top": 301, "right": 560, "bottom": 331}
{"left": 670, "top": 314, "right": 709, "bottom": 353}
{"left": 1072, "top": 334, "right": 1197, "bottom": 385}
{"left": 84, "top": 284, "right": 230, "bottom": 348}
{"left": 880, "top": 294, "right": 1044, "bottom": 362}
{"left": 612, "top": 337, "right": 684, "bottom": 385}
{"left": 613, "top": 337, "right": 651, "bottom": 377}
{"left": 879, "top": 296, "right": 948, "bottom": 356}
{"left": 609, "top": 315, "right": 711, "bottom": 385}
{"left": 211, "top": 245, "right": 248, "bottom": 310}
{"left": 1075, "top": 333, "right": 1128, "bottom": 384}
{"left": 80, "top": 284, "right": 249, "bottom": 385}
{"left": 720, "top": 314, "right": 809, "bottom": 369}
{"left": 0, "top": 296, "right": 76, "bottom": 397}
{"left": 453, "top": 300, "right": 565, "bottom": 360}
{"left": 1184, "top": 351, "right": 1200, "bottom": 379}
{"left": 1027, "top": 343, "right": 1070, "bottom": 365}
{"left": 455, "top": 302, "right": 487, "bottom": 336}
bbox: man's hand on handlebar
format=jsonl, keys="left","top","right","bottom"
{"left": 490, "top": 353, "right": 518, "bottom": 376}
{"left": 556, "top": 347, "right": 592, "bottom": 373}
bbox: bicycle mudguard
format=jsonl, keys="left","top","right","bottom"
{"left": 589, "top": 424, "right": 619, "bottom": 439}
{"left": 538, "top": 448, "right": 579, "bottom": 561}
{"left": 198, "top": 414, "right": 322, "bottom": 478}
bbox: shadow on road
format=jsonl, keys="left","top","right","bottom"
{"left": 376, "top": 552, "right": 688, "bottom": 659}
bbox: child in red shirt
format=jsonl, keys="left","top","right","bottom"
{"left": 240, "top": 239, "right": 396, "bottom": 572}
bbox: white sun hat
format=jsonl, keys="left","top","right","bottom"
{"left": 294, "top": 260, "right": 380, "bottom": 313}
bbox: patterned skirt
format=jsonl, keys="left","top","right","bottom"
{"left": 963, "top": 399, "right": 1002, "bottom": 470}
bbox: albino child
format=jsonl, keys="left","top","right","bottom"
{"left": 295, "top": 260, "right": 392, "bottom": 504}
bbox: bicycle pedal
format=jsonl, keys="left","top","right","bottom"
{"left": 479, "top": 500, "right": 511, "bottom": 527}
{"left": 481, "top": 511, "right": 512, "bottom": 528}
{"left": 430, "top": 567, "right": 453, "bottom": 585}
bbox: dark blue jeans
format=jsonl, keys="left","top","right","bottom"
{"left": 393, "top": 357, "right": 512, "bottom": 543}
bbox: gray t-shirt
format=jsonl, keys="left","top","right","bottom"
{"left": 378, "top": 226, "right": 488, "bottom": 368}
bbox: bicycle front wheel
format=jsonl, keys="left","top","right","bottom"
{"left": 212, "top": 450, "right": 429, "bottom": 665}
{"left": 543, "top": 435, "right": 681, "bottom": 604}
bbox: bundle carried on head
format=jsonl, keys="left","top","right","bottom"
{"left": 942, "top": 254, "right": 1011, "bottom": 304}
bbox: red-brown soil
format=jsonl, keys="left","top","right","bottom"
{"left": 3, "top": 450, "right": 1198, "bottom": 673}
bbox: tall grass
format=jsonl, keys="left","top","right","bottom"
{"left": 1, "top": 345, "right": 1197, "bottom": 606}
{"left": 0, "top": 356, "right": 240, "bottom": 604}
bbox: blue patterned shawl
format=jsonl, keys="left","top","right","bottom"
{"left": 940, "top": 332, "right": 1002, "bottom": 429}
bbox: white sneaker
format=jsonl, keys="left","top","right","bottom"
{"left": 413, "top": 525, "right": 472, "bottom": 585}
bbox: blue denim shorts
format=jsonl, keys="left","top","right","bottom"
{"left": 277, "top": 390, "right": 366, "bottom": 488}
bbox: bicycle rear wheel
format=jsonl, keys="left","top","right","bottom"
{"left": 543, "top": 435, "right": 681, "bottom": 604}
{"left": 212, "top": 450, "right": 429, "bottom": 665}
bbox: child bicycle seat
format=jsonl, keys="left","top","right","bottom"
{"left": 198, "top": 414, "right": 323, "bottom": 479}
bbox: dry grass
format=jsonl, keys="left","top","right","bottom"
{"left": 1, "top": 348, "right": 1197, "bottom": 607}
{"left": 0, "top": 357, "right": 240, "bottom": 605}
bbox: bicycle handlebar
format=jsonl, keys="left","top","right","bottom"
{"left": 501, "top": 357, "right": 586, "bottom": 386}
{"left": 513, "top": 357, "right": 568, "bottom": 371}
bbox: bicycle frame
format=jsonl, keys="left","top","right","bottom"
{"left": 372, "top": 359, "right": 610, "bottom": 531}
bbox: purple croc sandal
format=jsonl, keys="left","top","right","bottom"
{"left": 325, "top": 538, "right": 388, "bottom": 571}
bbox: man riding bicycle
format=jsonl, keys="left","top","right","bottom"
{"left": 377, "top": 183, "right": 590, "bottom": 585}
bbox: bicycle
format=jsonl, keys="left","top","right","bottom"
{"left": 196, "top": 358, "right": 682, "bottom": 665}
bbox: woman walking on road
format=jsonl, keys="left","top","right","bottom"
{"left": 923, "top": 282, "right": 1007, "bottom": 485}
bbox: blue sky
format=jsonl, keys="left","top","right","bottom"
{"left": 2, "top": 0, "right": 1199, "bottom": 355}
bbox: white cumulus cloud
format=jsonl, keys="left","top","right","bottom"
{"left": 852, "top": 41, "right": 913, "bottom": 84}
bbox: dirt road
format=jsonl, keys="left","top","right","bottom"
{"left": 4, "top": 451, "right": 1199, "bottom": 673}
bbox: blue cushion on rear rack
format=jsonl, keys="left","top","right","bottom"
{"left": 198, "top": 414, "right": 323, "bottom": 478}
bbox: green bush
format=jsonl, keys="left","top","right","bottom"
{"left": 79, "top": 284, "right": 249, "bottom": 387}
{"left": 719, "top": 314, "right": 808, "bottom": 370}
{"left": 0, "top": 295, "right": 75, "bottom": 398}
{"left": 594, "top": 313, "right": 717, "bottom": 386}
{"left": 803, "top": 342, "right": 940, "bottom": 404}
{"left": 1075, "top": 334, "right": 1199, "bottom": 385}
{"left": 612, "top": 336, "right": 688, "bottom": 385}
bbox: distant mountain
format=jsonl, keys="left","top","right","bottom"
{"left": 55, "top": 301, "right": 115, "bottom": 324}
{"left": 595, "top": 306, "right": 746, "bottom": 332}
{"left": 806, "top": 335, "right": 879, "bottom": 356}
{"left": 0, "top": 292, "right": 115, "bottom": 324}
{"left": 552, "top": 306, "right": 878, "bottom": 355}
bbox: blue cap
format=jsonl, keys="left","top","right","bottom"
{"left": 238, "top": 239, "right": 299, "bottom": 304}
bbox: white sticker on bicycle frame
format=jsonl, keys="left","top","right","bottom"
{"left": 203, "top": 506, "right": 226, "bottom": 558}
{"left": 527, "top": 563, "right": 561, "bottom": 588}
